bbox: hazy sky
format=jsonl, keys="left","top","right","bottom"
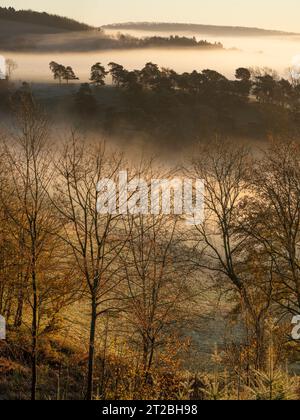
{"left": 3, "top": 0, "right": 300, "bottom": 32}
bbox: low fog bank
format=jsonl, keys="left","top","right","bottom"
{"left": 1, "top": 34, "right": 299, "bottom": 82}
{"left": 0, "top": 28, "right": 119, "bottom": 52}
{"left": 0, "top": 26, "right": 223, "bottom": 53}
{"left": 1, "top": 22, "right": 299, "bottom": 78}
{"left": 0, "top": 49, "right": 291, "bottom": 83}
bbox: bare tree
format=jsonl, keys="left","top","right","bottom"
{"left": 189, "top": 138, "right": 272, "bottom": 369}
{"left": 3, "top": 95, "right": 74, "bottom": 400}
{"left": 245, "top": 140, "right": 300, "bottom": 317}
{"left": 118, "top": 162, "right": 195, "bottom": 382}
{"left": 52, "top": 136, "right": 128, "bottom": 400}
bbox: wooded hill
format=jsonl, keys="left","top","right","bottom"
{"left": 103, "top": 22, "right": 297, "bottom": 36}
{"left": 0, "top": 6, "right": 92, "bottom": 32}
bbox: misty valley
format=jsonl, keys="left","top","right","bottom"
{"left": 1, "top": 4, "right": 300, "bottom": 403}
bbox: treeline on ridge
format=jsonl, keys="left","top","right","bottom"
{"left": 49, "top": 61, "right": 300, "bottom": 141}
{"left": 2, "top": 60, "right": 300, "bottom": 143}
{"left": 0, "top": 6, "right": 92, "bottom": 31}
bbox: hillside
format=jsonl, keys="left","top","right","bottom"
{"left": 0, "top": 18, "right": 72, "bottom": 51}
{"left": 0, "top": 17, "right": 224, "bottom": 52}
{"left": 103, "top": 22, "right": 297, "bottom": 36}
{"left": 0, "top": 18, "right": 71, "bottom": 37}
{"left": 0, "top": 6, "right": 92, "bottom": 32}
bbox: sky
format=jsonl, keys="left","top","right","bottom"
{"left": 2, "top": 0, "right": 300, "bottom": 32}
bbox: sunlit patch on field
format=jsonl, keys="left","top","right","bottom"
{"left": 291, "top": 54, "right": 300, "bottom": 80}
{"left": 0, "top": 315, "right": 5, "bottom": 340}
{"left": 0, "top": 55, "right": 6, "bottom": 79}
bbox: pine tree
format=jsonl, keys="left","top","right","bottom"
{"left": 49, "top": 62, "right": 66, "bottom": 84}
{"left": 90, "top": 62, "right": 107, "bottom": 87}
{"left": 63, "top": 66, "right": 79, "bottom": 84}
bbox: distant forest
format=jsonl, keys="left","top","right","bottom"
{"left": 104, "top": 22, "right": 296, "bottom": 36}
{"left": 114, "top": 34, "right": 223, "bottom": 49}
{"left": 0, "top": 6, "right": 92, "bottom": 31}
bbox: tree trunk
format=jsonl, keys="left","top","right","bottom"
{"left": 254, "top": 323, "right": 265, "bottom": 370}
{"left": 86, "top": 297, "right": 97, "bottom": 400}
{"left": 239, "top": 282, "right": 266, "bottom": 370}
{"left": 14, "top": 274, "right": 24, "bottom": 328}
{"left": 31, "top": 269, "right": 38, "bottom": 401}
{"left": 143, "top": 340, "right": 149, "bottom": 376}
